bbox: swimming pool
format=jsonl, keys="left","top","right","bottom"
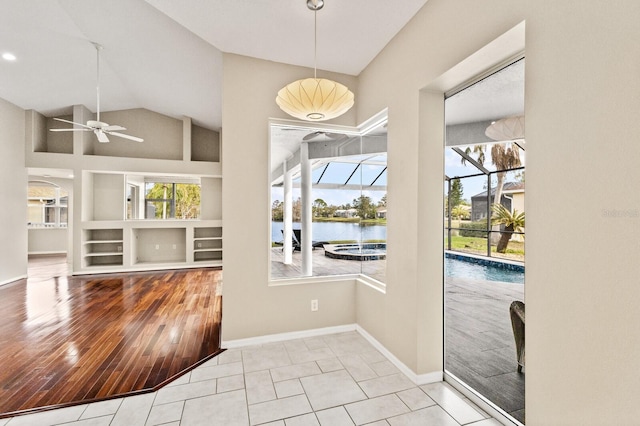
{"left": 445, "top": 257, "right": 524, "bottom": 284}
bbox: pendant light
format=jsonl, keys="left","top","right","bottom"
{"left": 276, "top": 0, "right": 354, "bottom": 121}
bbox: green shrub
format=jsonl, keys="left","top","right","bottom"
{"left": 459, "top": 221, "right": 488, "bottom": 238}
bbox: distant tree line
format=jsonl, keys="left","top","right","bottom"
{"left": 272, "top": 194, "right": 386, "bottom": 221}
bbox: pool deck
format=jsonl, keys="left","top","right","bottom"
{"left": 271, "top": 247, "right": 524, "bottom": 423}
{"left": 446, "top": 275, "right": 525, "bottom": 423}
{"left": 271, "top": 246, "right": 386, "bottom": 282}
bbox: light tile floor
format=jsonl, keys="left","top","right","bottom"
{"left": 1, "top": 332, "right": 503, "bottom": 426}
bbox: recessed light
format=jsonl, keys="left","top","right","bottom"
{"left": 2, "top": 52, "right": 16, "bottom": 61}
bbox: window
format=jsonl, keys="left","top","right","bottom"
{"left": 126, "top": 176, "right": 201, "bottom": 220}
{"left": 28, "top": 181, "right": 68, "bottom": 228}
{"left": 144, "top": 182, "right": 201, "bottom": 219}
{"left": 269, "top": 118, "right": 388, "bottom": 282}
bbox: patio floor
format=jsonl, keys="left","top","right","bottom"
{"left": 271, "top": 247, "right": 386, "bottom": 283}
{"left": 445, "top": 275, "right": 525, "bottom": 423}
{"left": 271, "top": 247, "right": 525, "bottom": 423}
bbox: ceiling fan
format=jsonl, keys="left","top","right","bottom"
{"left": 50, "top": 43, "right": 143, "bottom": 143}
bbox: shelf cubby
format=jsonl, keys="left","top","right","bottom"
{"left": 83, "top": 229, "right": 124, "bottom": 267}
{"left": 133, "top": 227, "right": 186, "bottom": 264}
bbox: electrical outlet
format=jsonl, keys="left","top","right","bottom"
{"left": 311, "top": 299, "right": 318, "bottom": 312}
{"left": 155, "top": 244, "right": 159, "bottom": 250}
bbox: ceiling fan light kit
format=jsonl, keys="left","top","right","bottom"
{"left": 276, "top": 0, "right": 354, "bottom": 122}
{"left": 49, "top": 43, "right": 143, "bottom": 143}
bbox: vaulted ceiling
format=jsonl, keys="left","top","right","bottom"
{"left": 0, "top": 0, "right": 427, "bottom": 130}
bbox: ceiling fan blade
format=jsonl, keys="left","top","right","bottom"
{"left": 107, "top": 131, "right": 144, "bottom": 143}
{"left": 303, "top": 131, "right": 346, "bottom": 141}
{"left": 53, "top": 117, "right": 93, "bottom": 130}
{"left": 303, "top": 131, "right": 321, "bottom": 141}
{"left": 103, "top": 125, "right": 126, "bottom": 131}
{"left": 325, "top": 132, "right": 344, "bottom": 139}
{"left": 49, "top": 128, "right": 90, "bottom": 132}
{"left": 94, "top": 129, "right": 110, "bottom": 143}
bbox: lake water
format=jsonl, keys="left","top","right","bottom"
{"left": 271, "top": 221, "right": 386, "bottom": 243}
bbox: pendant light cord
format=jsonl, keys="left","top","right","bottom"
{"left": 314, "top": 9, "right": 317, "bottom": 79}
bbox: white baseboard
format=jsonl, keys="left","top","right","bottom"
{"left": 0, "top": 275, "right": 27, "bottom": 287}
{"left": 222, "top": 322, "right": 443, "bottom": 387}
{"left": 356, "top": 325, "right": 442, "bottom": 385}
{"left": 222, "top": 324, "right": 357, "bottom": 349}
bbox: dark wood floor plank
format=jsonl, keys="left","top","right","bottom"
{"left": 0, "top": 255, "right": 222, "bottom": 417}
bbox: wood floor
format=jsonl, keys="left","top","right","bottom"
{"left": 0, "top": 255, "right": 223, "bottom": 418}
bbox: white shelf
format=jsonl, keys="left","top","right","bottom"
{"left": 78, "top": 223, "right": 222, "bottom": 271}
{"left": 83, "top": 228, "right": 125, "bottom": 268}
{"left": 85, "top": 252, "right": 123, "bottom": 257}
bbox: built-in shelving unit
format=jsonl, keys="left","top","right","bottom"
{"left": 193, "top": 227, "right": 223, "bottom": 262}
{"left": 25, "top": 105, "right": 223, "bottom": 275}
{"left": 83, "top": 229, "right": 124, "bottom": 267}
{"left": 78, "top": 221, "right": 222, "bottom": 273}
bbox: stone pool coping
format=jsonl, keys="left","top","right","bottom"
{"left": 445, "top": 250, "right": 525, "bottom": 272}
{"left": 324, "top": 243, "right": 387, "bottom": 261}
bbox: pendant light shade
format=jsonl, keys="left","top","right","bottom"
{"left": 276, "top": 0, "right": 354, "bottom": 122}
{"left": 485, "top": 115, "right": 525, "bottom": 141}
{"left": 276, "top": 77, "right": 354, "bottom": 121}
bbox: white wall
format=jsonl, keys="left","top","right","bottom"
{"left": 221, "top": 54, "right": 359, "bottom": 340}
{"left": 525, "top": 1, "right": 640, "bottom": 423}
{"left": 354, "top": 0, "right": 640, "bottom": 423}
{"left": 92, "top": 173, "right": 125, "bottom": 221}
{"left": 28, "top": 228, "right": 67, "bottom": 254}
{"left": 0, "top": 98, "right": 27, "bottom": 284}
{"left": 200, "top": 177, "right": 222, "bottom": 220}
{"left": 93, "top": 109, "right": 183, "bottom": 160}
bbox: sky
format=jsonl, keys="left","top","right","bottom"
{"left": 271, "top": 146, "right": 524, "bottom": 208}
{"left": 444, "top": 144, "right": 525, "bottom": 202}
{"left": 272, "top": 159, "right": 387, "bottom": 207}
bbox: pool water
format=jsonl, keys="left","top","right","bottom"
{"left": 445, "top": 258, "right": 524, "bottom": 284}
{"left": 344, "top": 248, "right": 385, "bottom": 255}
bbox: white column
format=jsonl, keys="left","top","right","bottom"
{"left": 300, "top": 142, "right": 312, "bottom": 276}
{"left": 282, "top": 159, "right": 293, "bottom": 264}
{"left": 54, "top": 187, "right": 61, "bottom": 227}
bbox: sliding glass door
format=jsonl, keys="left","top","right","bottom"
{"left": 444, "top": 59, "right": 526, "bottom": 424}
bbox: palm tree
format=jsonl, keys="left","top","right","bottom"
{"left": 463, "top": 142, "right": 521, "bottom": 208}
{"left": 491, "top": 203, "right": 525, "bottom": 253}
{"left": 462, "top": 141, "right": 522, "bottom": 243}
{"left": 451, "top": 205, "right": 470, "bottom": 220}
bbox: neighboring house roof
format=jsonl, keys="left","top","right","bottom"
{"left": 471, "top": 182, "right": 525, "bottom": 199}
